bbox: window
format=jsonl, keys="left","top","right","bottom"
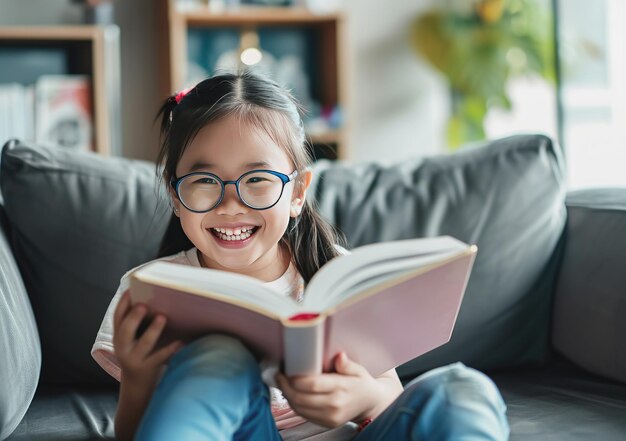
{"left": 558, "top": 0, "right": 626, "bottom": 188}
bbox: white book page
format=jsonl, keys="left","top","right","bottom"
{"left": 303, "top": 250, "right": 462, "bottom": 310}
{"left": 304, "top": 236, "right": 469, "bottom": 309}
{"left": 133, "top": 262, "right": 301, "bottom": 318}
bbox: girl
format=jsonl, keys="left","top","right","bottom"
{"left": 92, "top": 71, "right": 509, "bottom": 441}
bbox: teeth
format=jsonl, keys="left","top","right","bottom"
{"left": 211, "top": 226, "right": 255, "bottom": 236}
{"left": 211, "top": 226, "right": 256, "bottom": 241}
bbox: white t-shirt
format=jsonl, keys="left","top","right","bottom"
{"left": 91, "top": 247, "right": 358, "bottom": 440}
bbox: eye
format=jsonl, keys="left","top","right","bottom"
{"left": 195, "top": 177, "right": 218, "bottom": 185}
{"left": 246, "top": 176, "right": 269, "bottom": 184}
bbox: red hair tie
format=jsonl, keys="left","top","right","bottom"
{"left": 175, "top": 87, "right": 192, "bottom": 104}
{"left": 357, "top": 418, "right": 372, "bottom": 432}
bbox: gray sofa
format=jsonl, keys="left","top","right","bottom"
{"left": 1, "top": 134, "right": 625, "bottom": 440}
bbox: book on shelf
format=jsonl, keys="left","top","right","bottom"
{"left": 35, "top": 75, "right": 93, "bottom": 151}
{"left": 0, "top": 83, "right": 34, "bottom": 147}
{"left": 129, "top": 236, "right": 477, "bottom": 376}
{"left": 0, "top": 75, "right": 93, "bottom": 151}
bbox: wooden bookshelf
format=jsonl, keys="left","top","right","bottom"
{"left": 180, "top": 6, "right": 341, "bottom": 25}
{"left": 158, "top": 0, "right": 349, "bottom": 160}
{"left": 0, "top": 25, "right": 121, "bottom": 155}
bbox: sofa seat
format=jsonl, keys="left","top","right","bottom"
{"left": 491, "top": 362, "right": 626, "bottom": 441}
{"left": 8, "top": 362, "right": 626, "bottom": 440}
{"left": 6, "top": 387, "right": 117, "bottom": 441}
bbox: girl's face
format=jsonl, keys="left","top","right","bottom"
{"left": 172, "top": 115, "right": 311, "bottom": 282}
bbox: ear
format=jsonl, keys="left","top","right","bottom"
{"left": 169, "top": 188, "right": 181, "bottom": 217}
{"left": 290, "top": 170, "right": 312, "bottom": 218}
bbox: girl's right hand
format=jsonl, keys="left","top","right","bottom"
{"left": 113, "top": 290, "right": 184, "bottom": 386}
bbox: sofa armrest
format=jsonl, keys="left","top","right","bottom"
{"left": 552, "top": 188, "right": 626, "bottom": 384}
{"left": 0, "top": 205, "right": 42, "bottom": 441}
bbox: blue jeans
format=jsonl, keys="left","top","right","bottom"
{"left": 135, "top": 335, "right": 510, "bottom": 441}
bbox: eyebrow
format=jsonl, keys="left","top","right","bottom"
{"left": 187, "top": 161, "right": 272, "bottom": 173}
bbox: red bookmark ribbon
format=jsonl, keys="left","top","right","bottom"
{"left": 288, "top": 313, "right": 320, "bottom": 321}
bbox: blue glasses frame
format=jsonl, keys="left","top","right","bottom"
{"left": 170, "top": 169, "right": 298, "bottom": 213}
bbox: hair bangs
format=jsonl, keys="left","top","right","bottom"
{"left": 230, "top": 103, "right": 308, "bottom": 173}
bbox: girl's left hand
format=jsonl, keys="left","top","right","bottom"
{"left": 275, "top": 352, "right": 391, "bottom": 428}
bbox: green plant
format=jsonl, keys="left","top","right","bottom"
{"left": 411, "top": 0, "right": 555, "bottom": 148}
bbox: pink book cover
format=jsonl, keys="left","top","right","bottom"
{"left": 129, "top": 245, "right": 476, "bottom": 376}
{"left": 130, "top": 281, "right": 286, "bottom": 362}
{"left": 320, "top": 252, "right": 476, "bottom": 376}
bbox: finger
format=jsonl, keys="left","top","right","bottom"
{"left": 117, "top": 303, "right": 148, "bottom": 346}
{"left": 284, "top": 389, "right": 337, "bottom": 409}
{"left": 334, "top": 352, "right": 368, "bottom": 377}
{"left": 275, "top": 372, "right": 286, "bottom": 389}
{"left": 285, "top": 405, "right": 343, "bottom": 429}
{"left": 275, "top": 374, "right": 306, "bottom": 407}
{"left": 147, "top": 340, "right": 185, "bottom": 365}
{"left": 289, "top": 374, "right": 336, "bottom": 394}
{"left": 133, "top": 314, "right": 167, "bottom": 358}
{"left": 275, "top": 373, "right": 294, "bottom": 396}
{"left": 113, "top": 290, "right": 131, "bottom": 332}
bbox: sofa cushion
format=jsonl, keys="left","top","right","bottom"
{"left": 0, "top": 205, "right": 41, "bottom": 441}
{"left": 490, "top": 360, "right": 626, "bottom": 440}
{"left": 551, "top": 189, "right": 626, "bottom": 384}
{"left": 4, "top": 386, "right": 117, "bottom": 441}
{"left": 0, "top": 140, "right": 169, "bottom": 386}
{"left": 310, "top": 134, "right": 567, "bottom": 376}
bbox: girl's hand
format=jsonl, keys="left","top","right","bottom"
{"left": 113, "top": 290, "right": 184, "bottom": 387}
{"left": 275, "top": 352, "right": 395, "bottom": 428}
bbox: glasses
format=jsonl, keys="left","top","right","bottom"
{"left": 171, "top": 169, "right": 298, "bottom": 213}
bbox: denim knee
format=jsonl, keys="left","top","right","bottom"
{"left": 165, "top": 334, "right": 261, "bottom": 386}
{"left": 136, "top": 335, "right": 272, "bottom": 440}
{"left": 405, "top": 362, "right": 505, "bottom": 408}
{"left": 402, "top": 362, "right": 509, "bottom": 439}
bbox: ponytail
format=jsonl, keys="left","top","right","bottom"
{"left": 157, "top": 214, "right": 194, "bottom": 258}
{"left": 282, "top": 200, "right": 347, "bottom": 285}
{"left": 154, "top": 93, "right": 191, "bottom": 259}
{"left": 155, "top": 95, "right": 178, "bottom": 139}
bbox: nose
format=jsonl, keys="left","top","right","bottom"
{"left": 214, "top": 182, "right": 247, "bottom": 215}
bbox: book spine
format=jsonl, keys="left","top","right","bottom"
{"left": 283, "top": 320, "right": 325, "bottom": 376}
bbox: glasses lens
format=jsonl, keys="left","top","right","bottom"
{"left": 239, "top": 171, "right": 284, "bottom": 209}
{"left": 178, "top": 174, "right": 222, "bottom": 211}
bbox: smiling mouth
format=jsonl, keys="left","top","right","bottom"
{"left": 209, "top": 226, "right": 260, "bottom": 242}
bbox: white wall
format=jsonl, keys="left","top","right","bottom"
{"left": 110, "top": 0, "right": 163, "bottom": 161}
{"left": 0, "top": 0, "right": 80, "bottom": 25}
{"left": 0, "top": 0, "right": 448, "bottom": 162}
{"left": 343, "top": 0, "right": 447, "bottom": 163}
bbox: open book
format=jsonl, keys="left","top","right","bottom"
{"left": 129, "top": 236, "right": 477, "bottom": 377}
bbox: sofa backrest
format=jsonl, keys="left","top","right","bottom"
{"left": 0, "top": 134, "right": 567, "bottom": 387}
{"left": 311, "top": 134, "right": 567, "bottom": 378}
{"left": 0, "top": 139, "right": 170, "bottom": 386}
